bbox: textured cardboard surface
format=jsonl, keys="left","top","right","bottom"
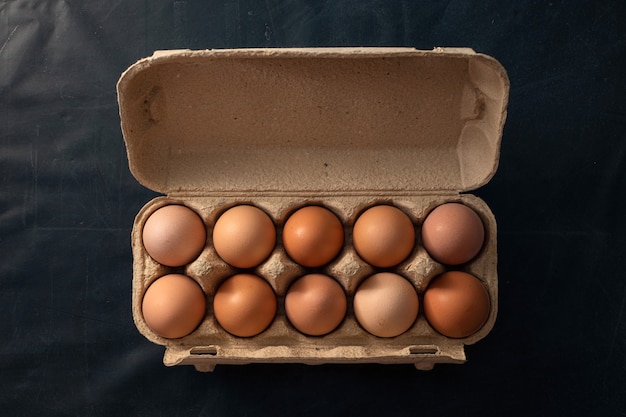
{"left": 117, "top": 48, "right": 509, "bottom": 370}
{"left": 118, "top": 48, "right": 508, "bottom": 194}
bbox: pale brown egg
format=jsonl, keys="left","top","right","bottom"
{"left": 285, "top": 274, "right": 347, "bottom": 336}
{"left": 142, "top": 204, "right": 206, "bottom": 267}
{"left": 283, "top": 206, "right": 344, "bottom": 267}
{"left": 213, "top": 273, "right": 276, "bottom": 337}
{"left": 353, "top": 272, "right": 419, "bottom": 337}
{"left": 421, "top": 202, "right": 485, "bottom": 265}
{"left": 212, "top": 205, "right": 276, "bottom": 268}
{"left": 141, "top": 274, "right": 206, "bottom": 339}
{"left": 423, "top": 271, "right": 490, "bottom": 338}
{"left": 352, "top": 205, "right": 415, "bottom": 267}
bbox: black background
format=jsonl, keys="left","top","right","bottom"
{"left": 2, "top": 1, "right": 626, "bottom": 416}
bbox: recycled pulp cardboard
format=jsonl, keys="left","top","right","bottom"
{"left": 117, "top": 47, "right": 509, "bottom": 371}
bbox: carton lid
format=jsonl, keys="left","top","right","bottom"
{"left": 117, "top": 48, "right": 509, "bottom": 194}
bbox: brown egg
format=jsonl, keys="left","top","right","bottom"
{"left": 285, "top": 274, "right": 347, "bottom": 336}
{"left": 352, "top": 205, "right": 415, "bottom": 267}
{"left": 353, "top": 272, "right": 419, "bottom": 337}
{"left": 421, "top": 202, "right": 485, "bottom": 265}
{"left": 142, "top": 204, "right": 206, "bottom": 267}
{"left": 141, "top": 274, "right": 206, "bottom": 339}
{"left": 423, "top": 271, "right": 490, "bottom": 338}
{"left": 283, "top": 206, "right": 344, "bottom": 267}
{"left": 212, "top": 205, "right": 276, "bottom": 268}
{"left": 213, "top": 274, "right": 276, "bottom": 337}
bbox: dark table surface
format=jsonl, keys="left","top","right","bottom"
{"left": 2, "top": 1, "right": 625, "bottom": 416}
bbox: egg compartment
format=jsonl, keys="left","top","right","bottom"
{"left": 130, "top": 193, "right": 497, "bottom": 371}
{"left": 119, "top": 47, "right": 509, "bottom": 370}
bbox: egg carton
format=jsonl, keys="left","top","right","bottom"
{"left": 118, "top": 47, "right": 509, "bottom": 370}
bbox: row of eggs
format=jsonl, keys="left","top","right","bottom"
{"left": 141, "top": 202, "right": 486, "bottom": 269}
{"left": 141, "top": 270, "right": 490, "bottom": 340}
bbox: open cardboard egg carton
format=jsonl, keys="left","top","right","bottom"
{"left": 117, "top": 47, "right": 509, "bottom": 371}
